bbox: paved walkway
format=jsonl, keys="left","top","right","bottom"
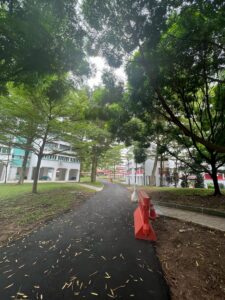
{"left": 0, "top": 183, "right": 170, "bottom": 300}
{"left": 155, "top": 205, "right": 225, "bottom": 232}
{"left": 78, "top": 183, "right": 103, "bottom": 192}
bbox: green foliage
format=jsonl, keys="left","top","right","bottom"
{"left": 0, "top": 76, "right": 79, "bottom": 151}
{"left": 0, "top": 183, "right": 94, "bottom": 229}
{"left": 0, "top": 75, "right": 89, "bottom": 190}
{"left": 133, "top": 143, "right": 147, "bottom": 164}
{"left": 194, "top": 173, "right": 205, "bottom": 189}
{"left": 82, "top": 0, "right": 170, "bottom": 67}
{"left": 0, "top": 0, "right": 89, "bottom": 91}
{"left": 219, "top": 183, "right": 225, "bottom": 190}
{"left": 83, "top": 0, "right": 225, "bottom": 194}
{"left": 99, "top": 144, "right": 123, "bottom": 170}
{"left": 181, "top": 175, "right": 188, "bottom": 188}
{"left": 60, "top": 83, "right": 117, "bottom": 182}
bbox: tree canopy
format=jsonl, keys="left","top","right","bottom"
{"left": 82, "top": 0, "right": 225, "bottom": 154}
{"left": 0, "top": 0, "right": 89, "bottom": 93}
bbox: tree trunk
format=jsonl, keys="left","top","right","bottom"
{"left": 32, "top": 154, "right": 42, "bottom": 193}
{"left": 4, "top": 163, "right": 8, "bottom": 184}
{"left": 32, "top": 124, "right": 49, "bottom": 193}
{"left": 113, "top": 163, "right": 116, "bottom": 179}
{"left": 91, "top": 155, "right": 97, "bottom": 183}
{"left": 18, "top": 149, "right": 29, "bottom": 184}
{"left": 174, "top": 159, "right": 178, "bottom": 188}
{"left": 150, "top": 151, "right": 158, "bottom": 186}
{"left": 160, "top": 154, "right": 163, "bottom": 187}
{"left": 18, "top": 137, "right": 33, "bottom": 184}
{"left": 211, "top": 166, "right": 222, "bottom": 196}
{"left": 78, "top": 160, "right": 82, "bottom": 182}
{"left": 4, "top": 150, "right": 11, "bottom": 184}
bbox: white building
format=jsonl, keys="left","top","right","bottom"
{"left": 126, "top": 157, "right": 176, "bottom": 186}
{"left": 0, "top": 141, "right": 80, "bottom": 182}
{"left": 126, "top": 149, "right": 225, "bottom": 188}
{"left": 0, "top": 144, "right": 12, "bottom": 183}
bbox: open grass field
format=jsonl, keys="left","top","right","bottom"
{"left": 0, "top": 182, "right": 95, "bottom": 245}
{"left": 0, "top": 182, "right": 89, "bottom": 199}
{"left": 79, "top": 176, "right": 104, "bottom": 187}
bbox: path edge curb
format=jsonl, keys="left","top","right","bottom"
{"left": 153, "top": 201, "right": 225, "bottom": 219}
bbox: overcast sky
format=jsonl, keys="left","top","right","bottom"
{"left": 87, "top": 56, "right": 127, "bottom": 88}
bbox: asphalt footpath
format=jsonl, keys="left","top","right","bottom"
{"left": 0, "top": 183, "right": 170, "bottom": 300}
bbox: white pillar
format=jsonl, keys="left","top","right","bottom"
{"left": 52, "top": 168, "right": 57, "bottom": 181}
{"left": 77, "top": 169, "right": 80, "bottom": 182}
{"left": 65, "top": 169, "right": 70, "bottom": 181}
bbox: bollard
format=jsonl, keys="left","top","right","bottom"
{"left": 131, "top": 184, "right": 138, "bottom": 202}
{"left": 133, "top": 190, "right": 157, "bottom": 241}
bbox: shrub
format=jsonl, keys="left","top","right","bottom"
{"left": 219, "top": 183, "right": 224, "bottom": 189}
{"left": 194, "top": 173, "right": 204, "bottom": 188}
{"left": 207, "top": 184, "right": 214, "bottom": 189}
{"left": 181, "top": 175, "right": 188, "bottom": 188}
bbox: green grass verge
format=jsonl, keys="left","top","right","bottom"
{"left": 141, "top": 186, "right": 225, "bottom": 212}
{"left": 79, "top": 176, "right": 104, "bottom": 188}
{"left": 140, "top": 186, "right": 225, "bottom": 196}
{"left": 0, "top": 182, "right": 89, "bottom": 200}
{"left": 0, "top": 183, "right": 95, "bottom": 228}
{"left": 80, "top": 181, "right": 103, "bottom": 188}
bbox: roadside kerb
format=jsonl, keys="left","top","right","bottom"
{"left": 153, "top": 201, "right": 225, "bottom": 218}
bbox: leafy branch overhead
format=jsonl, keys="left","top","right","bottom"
{"left": 82, "top": 0, "right": 225, "bottom": 153}
{"left": 0, "top": 0, "right": 90, "bottom": 92}
{"left": 82, "top": 0, "right": 225, "bottom": 195}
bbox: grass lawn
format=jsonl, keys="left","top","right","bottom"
{"left": 0, "top": 182, "right": 90, "bottom": 199}
{"left": 79, "top": 176, "right": 104, "bottom": 187}
{"left": 142, "top": 186, "right": 221, "bottom": 196}
{"left": 0, "top": 182, "right": 95, "bottom": 245}
{"left": 140, "top": 186, "right": 225, "bottom": 211}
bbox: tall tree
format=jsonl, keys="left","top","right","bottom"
{"left": 98, "top": 144, "right": 123, "bottom": 179}
{"left": 83, "top": 0, "right": 225, "bottom": 194}
{"left": 82, "top": 0, "right": 225, "bottom": 154}
{"left": 0, "top": 76, "right": 85, "bottom": 192}
{"left": 87, "top": 123, "right": 112, "bottom": 183}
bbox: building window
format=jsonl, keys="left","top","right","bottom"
{"left": 43, "top": 155, "right": 57, "bottom": 160}
{"left": 58, "top": 155, "right": 70, "bottom": 162}
{"left": 45, "top": 143, "right": 58, "bottom": 150}
{"left": 59, "top": 144, "right": 71, "bottom": 151}
{"left": 70, "top": 157, "right": 79, "bottom": 163}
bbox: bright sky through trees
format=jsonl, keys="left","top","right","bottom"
{"left": 87, "top": 56, "right": 126, "bottom": 88}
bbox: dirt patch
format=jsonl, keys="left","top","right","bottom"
{"left": 146, "top": 190, "right": 225, "bottom": 211}
{"left": 154, "top": 217, "right": 225, "bottom": 300}
{"left": 0, "top": 221, "right": 23, "bottom": 244}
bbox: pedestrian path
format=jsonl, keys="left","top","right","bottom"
{"left": 78, "top": 183, "right": 104, "bottom": 191}
{"left": 155, "top": 205, "right": 225, "bottom": 232}
{"left": 0, "top": 183, "right": 169, "bottom": 300}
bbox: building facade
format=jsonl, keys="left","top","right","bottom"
{"left": 126, "top": 158, "right": 176, "bottom": 186}
{"left": 0, "top": 141, "right": 80, "bottom": 182}
{"left": 126, "top": 157, "right": 225, "bottom": 188}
